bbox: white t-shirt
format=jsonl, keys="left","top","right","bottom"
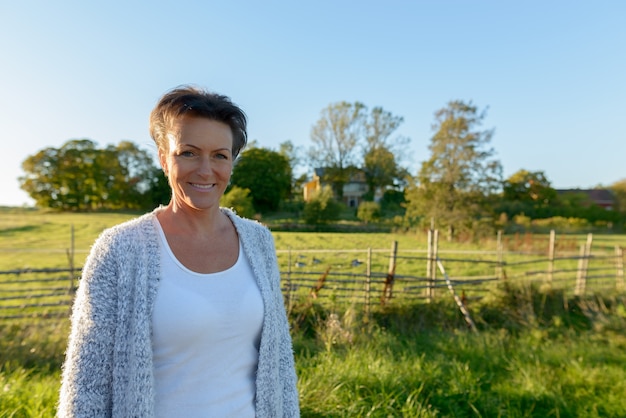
{"left": 152, "top": 219, "right": 264, "bottom": 417}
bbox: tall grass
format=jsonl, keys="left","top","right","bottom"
{"left": 292, "top": 286, "right": 626, "bottom": 417}
{"left": 0, "top": 320, "right": 68, "bottom": 417}
{"left": 2, "top": 209, "right": 626, "bottom": 416}
{"left": 1, "top": 285, "right": 625, "bottom": 416}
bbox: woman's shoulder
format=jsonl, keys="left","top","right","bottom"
{"left": 222, "top": 207, "right": 269, "bottom": 232}
{"left": 93, "top": 211, "right": 158, "bottom": 248}
{"left": 222, "top": 207, "right": 274, "bottom": 246}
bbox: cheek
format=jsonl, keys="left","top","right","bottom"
{"left": 222, "top": 164, "right": 234, "bottom": 180}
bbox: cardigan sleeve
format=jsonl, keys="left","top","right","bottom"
{"left": 57, "top": 229, "right": 121, "bottom": 418}
{"left": 263, "top": 229, "right": 301, "bottom": 417}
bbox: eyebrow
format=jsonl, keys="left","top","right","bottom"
{"left": 178, "top": 144, "right": 232, "bottom": 154}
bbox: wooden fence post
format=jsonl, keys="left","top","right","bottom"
{"left": 436, "top": 259, "right": 478, "bottom": 333}
{"left": 66, "top": 224, "right": 75, "bottom": 294}
{"left": 433, "top": 229, "right": 439, "bottom": 296}
{"left": 575, "top": 233, "right": 593, "bottom": 296}
{"left": 426, "top": 228, "right": 433, "bottom": 302}
{"left": 616, "top": 246, "right": 624, "bottom": 292}
{"left": 426, "top": 229, "right": 438, "bottom": 302}
{"left": 365, "top": 247, "right": 372, "bottom": 319}
{"left": 547, "top": 229, "right": 556, "bottom": 284}
{"left": 381, "top": 241, "right": 398, "bottom": 305}
{"left": 286, "top": 247, "right": 293, "bottom": 313}
{"left": 496, "top": 230, "right": 504, "bottom": 280}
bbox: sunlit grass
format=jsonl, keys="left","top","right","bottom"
{"left": 1, "top": 292, "right": 625, "bottom": 416}
{"left": 295, "top": 302, "right": 626, "bottom": 417}
{"left": 1, "top": 209, "right": 626, "bottom": 416}
{"left": 0, "top": 320, "right": 68, "bottom": 418}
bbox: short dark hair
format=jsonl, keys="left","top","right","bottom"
{"left": 149, "top": 85, "right": 248, "bottom": 158}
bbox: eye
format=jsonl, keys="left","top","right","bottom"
{"left": 215, "top": 152, "right": 230, "bottom": 160}
{"left": 179, "top": 150, "right": 195, "bottom": 157}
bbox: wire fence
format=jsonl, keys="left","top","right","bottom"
{"left": 1, "top": 231, "right": 624, "bottom": 321}
{"left": 277, "top": 238, "right": 625, "bottom": 317}
{"left": 0, "top": 268, "right": 77, "bottom": 320}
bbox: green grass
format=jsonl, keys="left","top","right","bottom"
{"left": 293, "top": 293, "right": 626, "bottom": 417}
{"left": 0, "top": 208, "right": 138, "bottom": 270}
{"left": 0, "top": 290, "right": 626, "bottom": 417}
{"left": 0, "top": 320, "right": 67, "bottom": 418}
{"left": 1, "top": 208, "right": 626, "bottom": 416}
{"left": 2, "top": 292, "right": 625, "bottom": 417}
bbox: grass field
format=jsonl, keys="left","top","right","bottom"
{"left": 2, "top": 208, "right": 626, "bottom": 416}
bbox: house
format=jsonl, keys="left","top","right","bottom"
{"left": 303, "top": 168, "right": 373, "bottom": 208}
{"left": 556, "top": 189, "right": 615, "bottom": 210}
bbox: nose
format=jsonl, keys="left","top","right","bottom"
{"left": 197, "top": 156, "right": 212, "bottom": 176}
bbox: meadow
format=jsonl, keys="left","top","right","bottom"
{"left": 1, "top": 208, "right": 626, "bottom": 417}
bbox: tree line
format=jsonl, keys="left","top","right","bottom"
{"left": 19, "top": 100, "right": 626, "bottom": 233}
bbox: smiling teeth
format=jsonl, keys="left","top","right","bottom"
{"left": 191, "top": 183, "right": 214, "bottom": 189}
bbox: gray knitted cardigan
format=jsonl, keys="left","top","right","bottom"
{"left": 57, "top": 208, "right": 299, "bottom": 417}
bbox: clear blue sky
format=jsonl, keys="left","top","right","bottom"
{"left": 1, "top": 1, "right": 624, "bottom": 206}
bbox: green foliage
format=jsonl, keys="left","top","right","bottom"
{"left": 610, "top": 178, "right": 626, "bottom": 213}
{"left": 309, "top": 102, "right": 366, "bottom": 199}
{"left": 230, "top": 147, "right": 292, "bottom": 213}
{"left": 147, "top": 167, "right": 171, "bottom": 208}
{"left": 362, "top": 106, "right": 408, "bottom": 195}
{"left": 363, "top": 147, "right": 399, "bottom": 195}
{"left": 220, "top": 186, "right": 255, "bottom": 218}
{"left": 19, "top": 139, "right": 161, "bottom": 211}
{"left": 302, "top": 186, "right": 341, "bottom": 225}
{"left": 404, "top": 101, "right": 502, "bottom": 238}
{"left": 503, "top": 169, "right": 556, "bottom": 204}
{"left": 309, "top": 102, "right": 409, "bottom": 199}
{"left": 499, "top": 169, "right": 557, "bottom": 219}
{"left": 356, "top": 201, "right": 381, "bottom": 224}
{"left": 379, "top": 189, "right": 405, "bottom": 216}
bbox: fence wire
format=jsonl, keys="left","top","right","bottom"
{"left": 1, "top": 243, "right": 624, "bottom": 320}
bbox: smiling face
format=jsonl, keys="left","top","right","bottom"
{"left": 159, "top": 116, "right": 234, "bottom": 213}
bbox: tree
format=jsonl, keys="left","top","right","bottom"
{"left": 610, "top": 179, "right": 626, "bottom": 214}
{"left": 112, "top": 141, "right": 160, "bottom": 208}
{"left": 309, "top": 102, "right": 366, "bottom": 199}
{"left": 20, "top": 139, "right": 100, "bottom": 210}
{"left": 404, "top": 101, "right": 502, "bottom": 239}
{"left": 362, "top": 106, "right": 409, "bottom": 196}
{"left": 279, "top": 140, "right": 304, "bottom": 200}
{"left": 229, "top": 147, "right": 292, "bottom": 213}
{"left": 500, "top": 169, "right": 557, "bottom": 218}
{"left": 363, "top": 146, "right": 399, "bottom": 199}
{"left": 309, "top": 102, "right": 410, "bottom": 202}
{"left": 20, "top": 139, "right": 160, "bottom": 211}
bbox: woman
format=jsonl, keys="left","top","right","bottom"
{"left": 58, "top": 86, "right": 300, "bottom": 417}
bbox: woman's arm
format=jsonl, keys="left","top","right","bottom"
{"left": 57, "top": 231, "right": 120, "bottom": 417}
{"left": 266, "top": 232, "right": 300, "bottom": 417}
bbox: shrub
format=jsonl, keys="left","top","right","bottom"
{"left": 302, "top": 186, "right": 341, "bottom": 225}
{"left": 356, "top": 201, "right": 381, "bottom": 224}
{"left": 220, "top": 186, "right": 255, "bottom": 218}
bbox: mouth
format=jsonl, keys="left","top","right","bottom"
{"left": 189, "top": 183, "right": 216, "bottom": 191}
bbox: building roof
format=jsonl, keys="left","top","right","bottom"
{"left": 557, "top": 188, "right": 615, "bottom": 208}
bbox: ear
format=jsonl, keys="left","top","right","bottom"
{"left": 158, "top": 149, "right": 168, "bottom": 176}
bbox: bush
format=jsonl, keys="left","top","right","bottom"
{"left": 220, "top": 186, "right": 255, "bottom": 218}
{"left": 356, "top": 201, "right": 381, "bottom": 224}
{"left": 302, "top": 186, "right": 341, "bottom": 225}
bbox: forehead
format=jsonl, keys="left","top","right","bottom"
{"left": 166, "top": 116, "right": 233, "bottom": 145}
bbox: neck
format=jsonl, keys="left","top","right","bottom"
{"left": 158, "top": 202, "right": 227, "bottom": 236}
